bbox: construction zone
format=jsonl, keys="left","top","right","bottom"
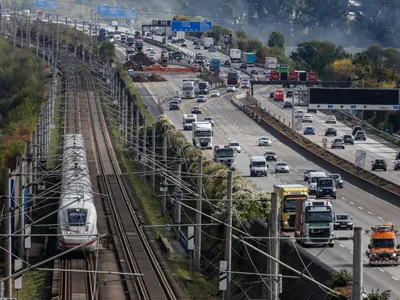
{"left": 365, "top": 225, "right": 400, "bottom": 266}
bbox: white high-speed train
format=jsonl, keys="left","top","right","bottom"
{"left": 57, "top": 134, "right": 98, "bottom": 252}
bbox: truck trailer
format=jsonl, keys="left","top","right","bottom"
{"left": 230, "top": 49, "right": 242, "bottom": 63}
{"left": 241, "top": 52, "right": 256, "bottom": 65}
{"left": 192, "top": 122, "right": 213, "bottom": 149}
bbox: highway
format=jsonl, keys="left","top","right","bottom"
{"left": 254, "top": 90, "right": 400, "bottom": 185}
{"left": 158, "top": 90, "right": 400, "bottom": 297}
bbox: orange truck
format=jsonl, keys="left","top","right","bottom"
{"left": 365, "top": 225, "right": 400, "bottom": 266}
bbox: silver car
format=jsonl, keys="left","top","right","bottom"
{"left": 275, "top": 162, "right": 290, "bottom": 173}
{"left": 204, "top": 116, "right": 215, "bottom": 126}
{"left": 228, "top": 141, "right": 241, "bottom": 153}
{"left": 331, "top": 138, "right": 345, "bottom": 149}
{"left": 258, "top": 137, "right": 272, "bottom": 146}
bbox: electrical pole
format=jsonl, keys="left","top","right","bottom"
{"left": 353, "top": 227, "right": 363, "bottom": 300}
{"left": 55, "top": 15, "right": 59, "bottom": 69}
{"left": 12, "top": 12, "right": 16, "bottom": 50}
{"left": 3, "top": 168, "right": 12, "bottom": 297}
{"left": 135, "top": 108, "right": 139, "bottom": 161}
{"left": 89, "top": 23, "right": 92, "bottom": 65}
{"left": 73, "top": 19, "right": 77, "bottom": 57}
{"left": 223, "top": 171, "right": 233, "bottom": 300}
{"left": 151, "top": 124, "right": 156, "bottom": 193}
{"left": 28, "top": 16, "right": 31, "bottom": 48}
{"left": 0, "top": 3, "right": 2, "bottom": 35}
{"left": 194, "top": 155, "right": 203, "bottom": 271}
{"left": 142, "top": 117, "right": 147, "bottom": 180}
{"left": 65, "top": 17, "right": 68, "bottom": 53}
{"left": 42, "top": 19, "right": 45, "bottom": 57}
{"left": 269, "top": 193, "right": 279, "bottom": 300}
{"left": 36, "top": 19, "right": 39, "bottom": 56}
{"left": 18, "top": 157, "right": 24, "bottom": 260}
{"left": 82, "top": 21, "right": 85, "bottom": 62}
{"left": 129, "top": 102, "right": 134, "bottom": 150}
{"left": 47, "top": 14, "right": 51, "bottom": 65}
{"left": 20, "top": 15, "right": 23, "bottom": 48}
{"left": 174, "top": 146, "right": 182, "bottom": 236}
{"left": 291, "top": 90, "right": 295, "bottom": 130}
{"left": 161, "top": 135, "right": 167, "bottom": 216}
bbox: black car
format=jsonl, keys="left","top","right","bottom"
{"left": 169, "top": 101, "right": 180, "bottom": 110}
{"left": 396, "top": 150, "right": 400, "bottom": 160}
{"left": 328, "top": 174, "right": 343, "bottom": 188}
{"left": 181, "top": 43, "right": 187, "bottom": 47}
{"left": 342, "top": 134, "right": 354, "bottom": 145}
{"left": 316, "top": 178, "right": 336, "bottom": 199}
{"left": 193, "top": 40, "right": 199, "bottom": 45}
{"left": 171, "top": 39, "right": 177, "bottom": 43}
{"left": 269, "top": 92, "right": 275, "bottom": 99}
{"left": 354, "top": 130, "right": 366, "bottom": 141}
{"left": 352, "top": 126, "right": 363, "bottom": 136}
{"left": 240, "top": 63, "right": 247, "bottom": 69}
{"left": 371, "top": 158, "right": 387, "bottom": 171}
{"left": 263, "top": 151, "right": 277, "bottom": 161}
{"left": 224, "top": 60, "right": 231, "bottom": 66}
{"left": 325, "top": 127, "right": 337, "bottom": 136}
{"left": 251, "top": 70, "right": 258, "bottom": 75}
{"left": 283, "top": 102, "right": 292, "bottom": 108}
{"left": 191, "top": 106, "right": 202, "bottom": 114}
{"left": 168, "top": 34, "right": 173, "bottom": 39}
{"left": 177, "top": 38, "right": 185, "bottom": 43}
{"left": 194, "top": 45, "right": 201, "bottom": 50}
{"left": 333, "top": 213, "right": 353, "bottom": 230}
{"left": 286, "top": 91, "right": 293, "bottom": 97}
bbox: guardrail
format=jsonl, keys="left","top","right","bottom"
{"left": 336, "top": 110, "right": 400, "bottom": 144}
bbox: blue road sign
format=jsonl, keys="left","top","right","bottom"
{"left": 127, "top": 8, "right": 136, "bottom": 18}
{"left": 48, "top": 0, "right": 56, "bottom": 9}
{"left": 97, "top": 5, "right": 119, "bottom": 14}
{"left": 35, "top": 0, "right": 48, "bottom": 9}
{"left": 171, "top": 21, "right": 213, "bottom": 32}
{"left": 101, "top": 8, "right": 126, "bottom": 19}
{"left": 351, "top": 105, "right": 357, "bottom": 109}
{"left": 394, "top": 105, "right": 399, "bottom": 110}
{"left": 328, "top": 105, "right": 333, "bottom": 109}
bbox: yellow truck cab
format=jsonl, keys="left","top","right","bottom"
{"left": 273, "top": 184, "right": 308, "bottom": 231}
{"left": 366, "top": 224, "right": 400, "bottom": 266}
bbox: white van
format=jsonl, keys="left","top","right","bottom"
{"left": 308, "top": 172, "right": 327, "bottom": 195}
{"left": 249, "top": 156, "right": 268, "bottom": 177}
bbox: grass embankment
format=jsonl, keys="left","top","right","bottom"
{"left": 48, "top": 76, "right": 63, "bottom": 168}
{"left": 102, "top": 78, "right": 220, "bottom": 299}
{"left": 12, "top": 271, "right": 46, "bottom": 300}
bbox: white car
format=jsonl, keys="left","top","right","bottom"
{"left": 275, "top": 162, "right": 290, "bottom": 173}
{"left": 149, "top": 51, "right": 157, "bottom": 56}
{"left": 295, "top": 110, "right": 305, "bottom": 118}
{"left": 227, "top": 85, "right": 236, "bottom": 92}
{"left": 258, "top": 137, "right": 272, "bottom": 146}
{"left": 302, "top": 114, "right": 313, "bottom": 123}
{"left": 228, "top": 141, "right": 241, "bottom": 153}
{"left": 204, "top": 116, "right": 215, "bottom": 126}
{"left": 148, "top": 54, "right": 156, "bottom": 59}
{"left": 211, "top": 90, "right": 220, "bottom": 97}
{"left": 197, "top": 95, "right": 207, "bottom": 103}
{"left": 146, "top": 47, "right": 154, "bottom": 52}
{"left": 331, "top": 138, "right": 345, "bottom": 149}
{"left": 326, "top": 115, "right": 337, "bottom": 124}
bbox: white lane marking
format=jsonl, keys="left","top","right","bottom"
{"left": 368, "top": 211, "right": 373, "bottom": 215}
{"left": 340, "top": 244, "right": 344, "bottom": 248}
{"left": 389, "top": 222, "right": 393, "bottom": 225}
{"left": 378, "top": 268, "right": 384, "bottom": 272}
{"left": 358, "top": 206, "right": 363, "bottom": 210}
{"left": 363, "top": 258, "right": 368, "bottom": 262}
{"left": 349, "top": 201, "right": 354, "bottom": 205}
{"left": 283, "top": 182, "right": 287, "bottom": 184}
{"left": 378, "top": 216, "right": 383, "bottom": 220}
{"left": 350, "top": 251, "right": 353, "bottom": 254}
{"left": 256, "top": 185, "right": 260, "bottom": 189}
{"left": 341, "top": 197, "right": 346, "bottom": 200}
{"left": 392, "top": 276, "right": 399, "bottom": 281}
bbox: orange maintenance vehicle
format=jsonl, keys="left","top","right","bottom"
{"left": 365, "top": 225, "right": 400, "bottom": 266}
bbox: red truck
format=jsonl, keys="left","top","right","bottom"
{"left": 274, "top": 89, "right": 284, "bottom": 101}
{"left": 135, "top": 39, "right": 143, "bottom": 51}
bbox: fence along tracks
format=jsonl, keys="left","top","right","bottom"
{"left": 58, "top": 55, "right": 179, "bottom": 300}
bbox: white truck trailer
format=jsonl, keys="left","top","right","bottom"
{"left": 192, "top": 122, "right": 213, "bottom": 149}
{"left": 230, "top": 49, "right": 242, "bottom": 63}
{"left": 182, "top": 114, "right": 197, "bottom": 131}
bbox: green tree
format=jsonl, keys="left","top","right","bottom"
{"left": 268, "top": 31, "right": 285, "bottom": 48}
{"left": 98, "top": 42, "right": 115, "bottom": 62}
{"left": 172, "top": 15, "right": 191, "bottom": 21}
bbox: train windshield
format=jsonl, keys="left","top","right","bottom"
{"left": 68, "top": 209, "right": 88, "bottom": 226}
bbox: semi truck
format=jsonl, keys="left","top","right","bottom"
{"left": 199, "top": 81, "right": 210, "bottom": 94}
{"left": 241, "top": 52, "right": 256, "bottom": 65}
{"left": 213, "top": 146, "right": 236, "bottom": 170}
{"left": 182, "top": 79, "right": 199, "bottom": 99}
{"left": 203, "top": 37, "right": 214, "bottom": 49}
{"left": 135, "top": 39, "right": 143, "bottom": 51}
{"left": 192, "top": 122, "right": 213, "bottom": 149}
{"left": 295, "top": 199, "right": 334, "bottom": 247}
{"left": 126, "top": 36, "right": 134, "bottom": 47}
{"left": 274, "top": 184, "right": 308, "bottom": 231}
{"left": 265, "top": 57, "right": 278, "bottom": 70}
{"left": 126, "top": 47, "right": 135, "bottom": 60}
{"left": 209, "top": 57, "right": 221, "bottom": 72}
{"left": 366, "top": 224, "right": 400, "bottom": 266}
{"left": 230, "top": 49, "right": 242, "bottom": 63}
{"left": 182, "top": 114, "right": 197, "bottom": 130}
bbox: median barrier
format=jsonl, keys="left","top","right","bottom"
{"left": 231, "top": 99, "right": 400, "bottom": 203}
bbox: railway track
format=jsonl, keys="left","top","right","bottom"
{"left": 57, "top": 55, "right": 179, "bottom": 300}
{"left": 51, "top": 56, "right": 96, "bottom": 300}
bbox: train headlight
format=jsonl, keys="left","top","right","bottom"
{"left": 67, "top": 231, "right": 71, "bottom": 234}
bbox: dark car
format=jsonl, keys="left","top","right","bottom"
{"left": 342, "top": 134, "right": 354, "bottom": 145}
{"left": 191, "top": 106, "right": 202, "bottom": 114}
{"left": 193, "top": 40, "right": 199, "bottom": 45}
{"left": 352, "top": 126, "right": 363, "bottom": 136}
{"left": 333, "top": 213, "right": 353, "bottom": 230}
{"left": 396, "top": 150, "right": 400, "bottom": 160}
{"left": 371, "top": 158, "right": 387, "bottom": 171}
{"left": 394, "top": 160, "right": 400, "bottom": 171}
{"left": 283, "top": 101, "right": 292, "bottom": 108}
{"left": 354, "top": 130, "right": 367, "bottom": 141}
{"left": 169, "top": 101, "right": 180, "bottom": 110}
{"left": 224, "top": 60, "right": 231, "bottom": 66}
{"left": 171, "top": 39, "right": 177, "bottom": 43}
{"left": 181, "top": 43, "right": 187, "bottom": 47}
{"left": 168, "top": 34, "right": 173, "bottom": 39}
{"left": 328, "top": 174, "right": 343, "bottom": 188}
{"left": 325, "top": 127, "right": 337, "bottom": 136}
{"left": 194, "top": 45, "right": 201, "bottom": 50}
{"left": 269, "top": 92, "right": 275, "bottom": 99}
{"left": 177, "top": 38, "right": 185, "bottom": 43}
{"left": 251, "top": 70, "right": 258, "bottom": 75}
{"left": 240, "top": 63, "right": 247, "bottom": 69}
{"left": 263, "top": 151, "right": 277, "bottom": 161}
{"left": 316, "top": 178, "right": 337, "bottom": 199}
{"left": 286, "top": 91, "right": 293, "bottom": 98}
